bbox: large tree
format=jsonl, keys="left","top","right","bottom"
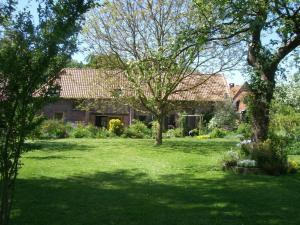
{"left": 0, "top": 1, "right": 94, "bottom": 224}
{"left": 192, "top": 0, "right": 300, "bottom": 141}
{"left": 83, "top": 0, "right": 240, "bottom": 145}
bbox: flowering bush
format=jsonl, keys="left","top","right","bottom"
{"left": 288, "top": 160, "right": 298, "bottom": 174}
{"left": 222, "top": 150, "right": 240, "bottom": 168}
{"left": 108, "top": 119, "right": 124, "bottom": 136}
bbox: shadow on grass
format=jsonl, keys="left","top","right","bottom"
{"left": 25, "top": 140, "right": 94, "bottom": 152}
{"left": 157, "top": 139, "right": 238, "bottom": 155}
{"left": 12, "top": 170, "right": 300, "bottom": 225}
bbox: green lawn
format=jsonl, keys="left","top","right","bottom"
{"left": 11, "top": 138, "right": 300, "bottom": 225}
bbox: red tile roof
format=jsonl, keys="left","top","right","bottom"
{"left": 58, "top": 68, "right": 230, "bottom": 102}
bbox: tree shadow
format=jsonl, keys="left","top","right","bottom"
{"left": 157, "top": 139, "right": 238, "bottom": 155}
{"left": 26, "top": 140, "right": 94, "bottom": 152}
{"left": 11, "top": 169, "right": 300, "bottom": 225}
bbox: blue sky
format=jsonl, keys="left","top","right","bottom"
{"left": 17, "top": 1, "right": 299, "bottom": 85}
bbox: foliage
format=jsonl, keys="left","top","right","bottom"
{"left": 288, "top": 160, "right": 299, "bottom": 174}
{"left": 208, "top": 101, "right": 238, "bottom": 130}
{"left": 96, "top": 127, "right": 110, "bottom": 138}
{"left": 209, "top": 128, "right": 228, "bottom": 138}
{"left": 108, "top": 119, "right": 124, "bottom": 136}
{"left": 0, "top": 1, "right": 94, "bottom": 223}
{"left": 274, "top": 74, "right": 300, "bottom": 112}
{"left": 39, "top": 120, "right": 72, "bottom": 139}
{"left": 236, "top": 123, "right": 252, "bottom": 140}
{"left": 86, "top": 54, "right": 124, "bottom": 69}
{"left": 71, "top": 123, "right": 92, "bottom": 138}
{"left": 151, "top": 121, "right": 159, "bottom": 139}
{"left": 178, "top": 112, "right": 188, "bottom": 136}
{"left": 174, "top": 128, "right": 184, "bottom": 138}
{"left": 83, "top": 0, "right": 239, "bottom": 145}
{"left": 242, "top": 138, "right": 288, "bottom": 175}
{"left": 122, "top": 120, "right": 151, "bottom": 139}
{"left": 193, "top": 0, "right": 300, "bottom": 141}
{"left": 222, "top": 150, "right": 240, "bottom": 168}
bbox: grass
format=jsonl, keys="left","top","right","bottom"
{"left": 11, "top": 138, "right": 300, "bottom": 225}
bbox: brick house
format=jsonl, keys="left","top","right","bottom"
{"left": 42, "top": 68, "right": 232, "bottom": 129}
{"left": 229, "top": 82, "right": 250, "bottom": 117}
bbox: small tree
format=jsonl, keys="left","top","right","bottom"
{"left": 0, "top": 1, "right": 94, "bottom": 224}
{"left": 83, "top": 0, "right": 240, "bottom": 145}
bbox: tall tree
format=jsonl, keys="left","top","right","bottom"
{"left": 193, "top": 0, "right": 300, "bottom": 141}
{"left": 83, "top": 0, "right": 239, "bottom": 145}
{"left": 0, "top": 1, "right": 94, "bottom": 224}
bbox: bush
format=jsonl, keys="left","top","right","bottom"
{"left": 174, "top": 128, "right": 183, "bottom": 137}
{"left": 208, "top": 100, "right": 238, "bottom": 130}
{"left": 287, "top": 160, "right": 298, "bottom": 174}
{"left": 86, "top": 124, "right": 99, "bottom": 138}
{"left": 71, "top": 123, "right": 92, "bottom": 138}
{"left": 245, "top": 138, "right": 288, "bottom": 175}
{"left": 151, "top": 120, "right": 159, "bottom": 138}
{"left": 209, "top": 128, "right": 227, "bottom": 138}
{"left": 164, "top": 129, "right": 175, "bottom": 138}
{"left": 108, "top": 119, "right": 124, "bottom": 136}
{"left": 236, "top": 123, "right": 252, "bottom": 139}
{"left": 97, "top": 127, "right": 110, "bottom": 138}
{"left": 38, "top": 120, "right": 71, "bottom": 139}
{"left": 122, "top": 120, "right": 151, "bottom": 138}
{"left": 222, "top": 150, "right": 240, "bottom": 168}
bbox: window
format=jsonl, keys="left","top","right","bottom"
{"left": 235, "top": 100, "right": 240, "bottom": 111}
{"left": 138, "top": 115, "right": 147, "bottom": 122}
{"left": 54, "top": 112, "right": 64, "bottom": 120}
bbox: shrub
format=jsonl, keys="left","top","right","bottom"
{"left": 209, "top": 128, "right": 227, "bottom": 138}
{"left": 122, "top": 120, "right": 151, "bottom": 138}
{"left": 248, "top": 138, "right": 288, "bottom": 175}
{"left": 174, "top": 128, "right": 183, "bottom": 137}
{"left": 222, "top": 150, "right": 240, "bottom": 168}
{"left": 86, "top": 124, "right": 99, "bottom": 138}
{"left": 287, "top": 160, "right": 298, "bottom": 174}
{"left": 39, "top": 120, "right": 71, "bottom": 139}
{"left": 164, "top": 129, "right": 175, "bottom": 138}
{"left": 151, "top": 120, "right": 159, "bottom": 138}
{"left": 208, "top": 100, "right": 238, "bottom": 130}
{"left": 108, "top": 119, "right": 124, "bottom": 136}
{"left": 72, "top": 123, "right": 92, "bottom": 138}
{"left": 97, "top": 127, "right": 110, "bottom": 138}
{"left": 236, "top": 123, "right": 252, "bottom": 139}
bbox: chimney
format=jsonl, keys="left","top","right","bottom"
{"left": 229, "top": 83, "right": 235, "bottom": 88}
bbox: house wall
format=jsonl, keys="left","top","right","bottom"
{"left": 233, "top": 91, "right": 248, "bottom": 113}
{"left": 42, "top": 99, "right": 217, "bottom": 130}
{"left": 42, "top": 99, "right": 86, "bottom": 123}
{"left": 41, "top": 99, "right": 132, "bottom": 127}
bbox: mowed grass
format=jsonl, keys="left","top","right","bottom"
{"left": 11, "top": 138, "right": 300, "bottom": 225}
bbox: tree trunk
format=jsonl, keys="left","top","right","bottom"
{"left": 155, "top": 116, "right": 163, "bottom": 145}
{"left": 251, "top": 95, "right": 271, "bottom": 141}
{"left": 0, "top": 176, "right": 12, "bottom": 225}
{"left": 250, "top": 71, "right": 275, "bottom": 142}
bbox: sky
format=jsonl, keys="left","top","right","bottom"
{"left": 16, "top": 0, "right": 299, "bottom": 85}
